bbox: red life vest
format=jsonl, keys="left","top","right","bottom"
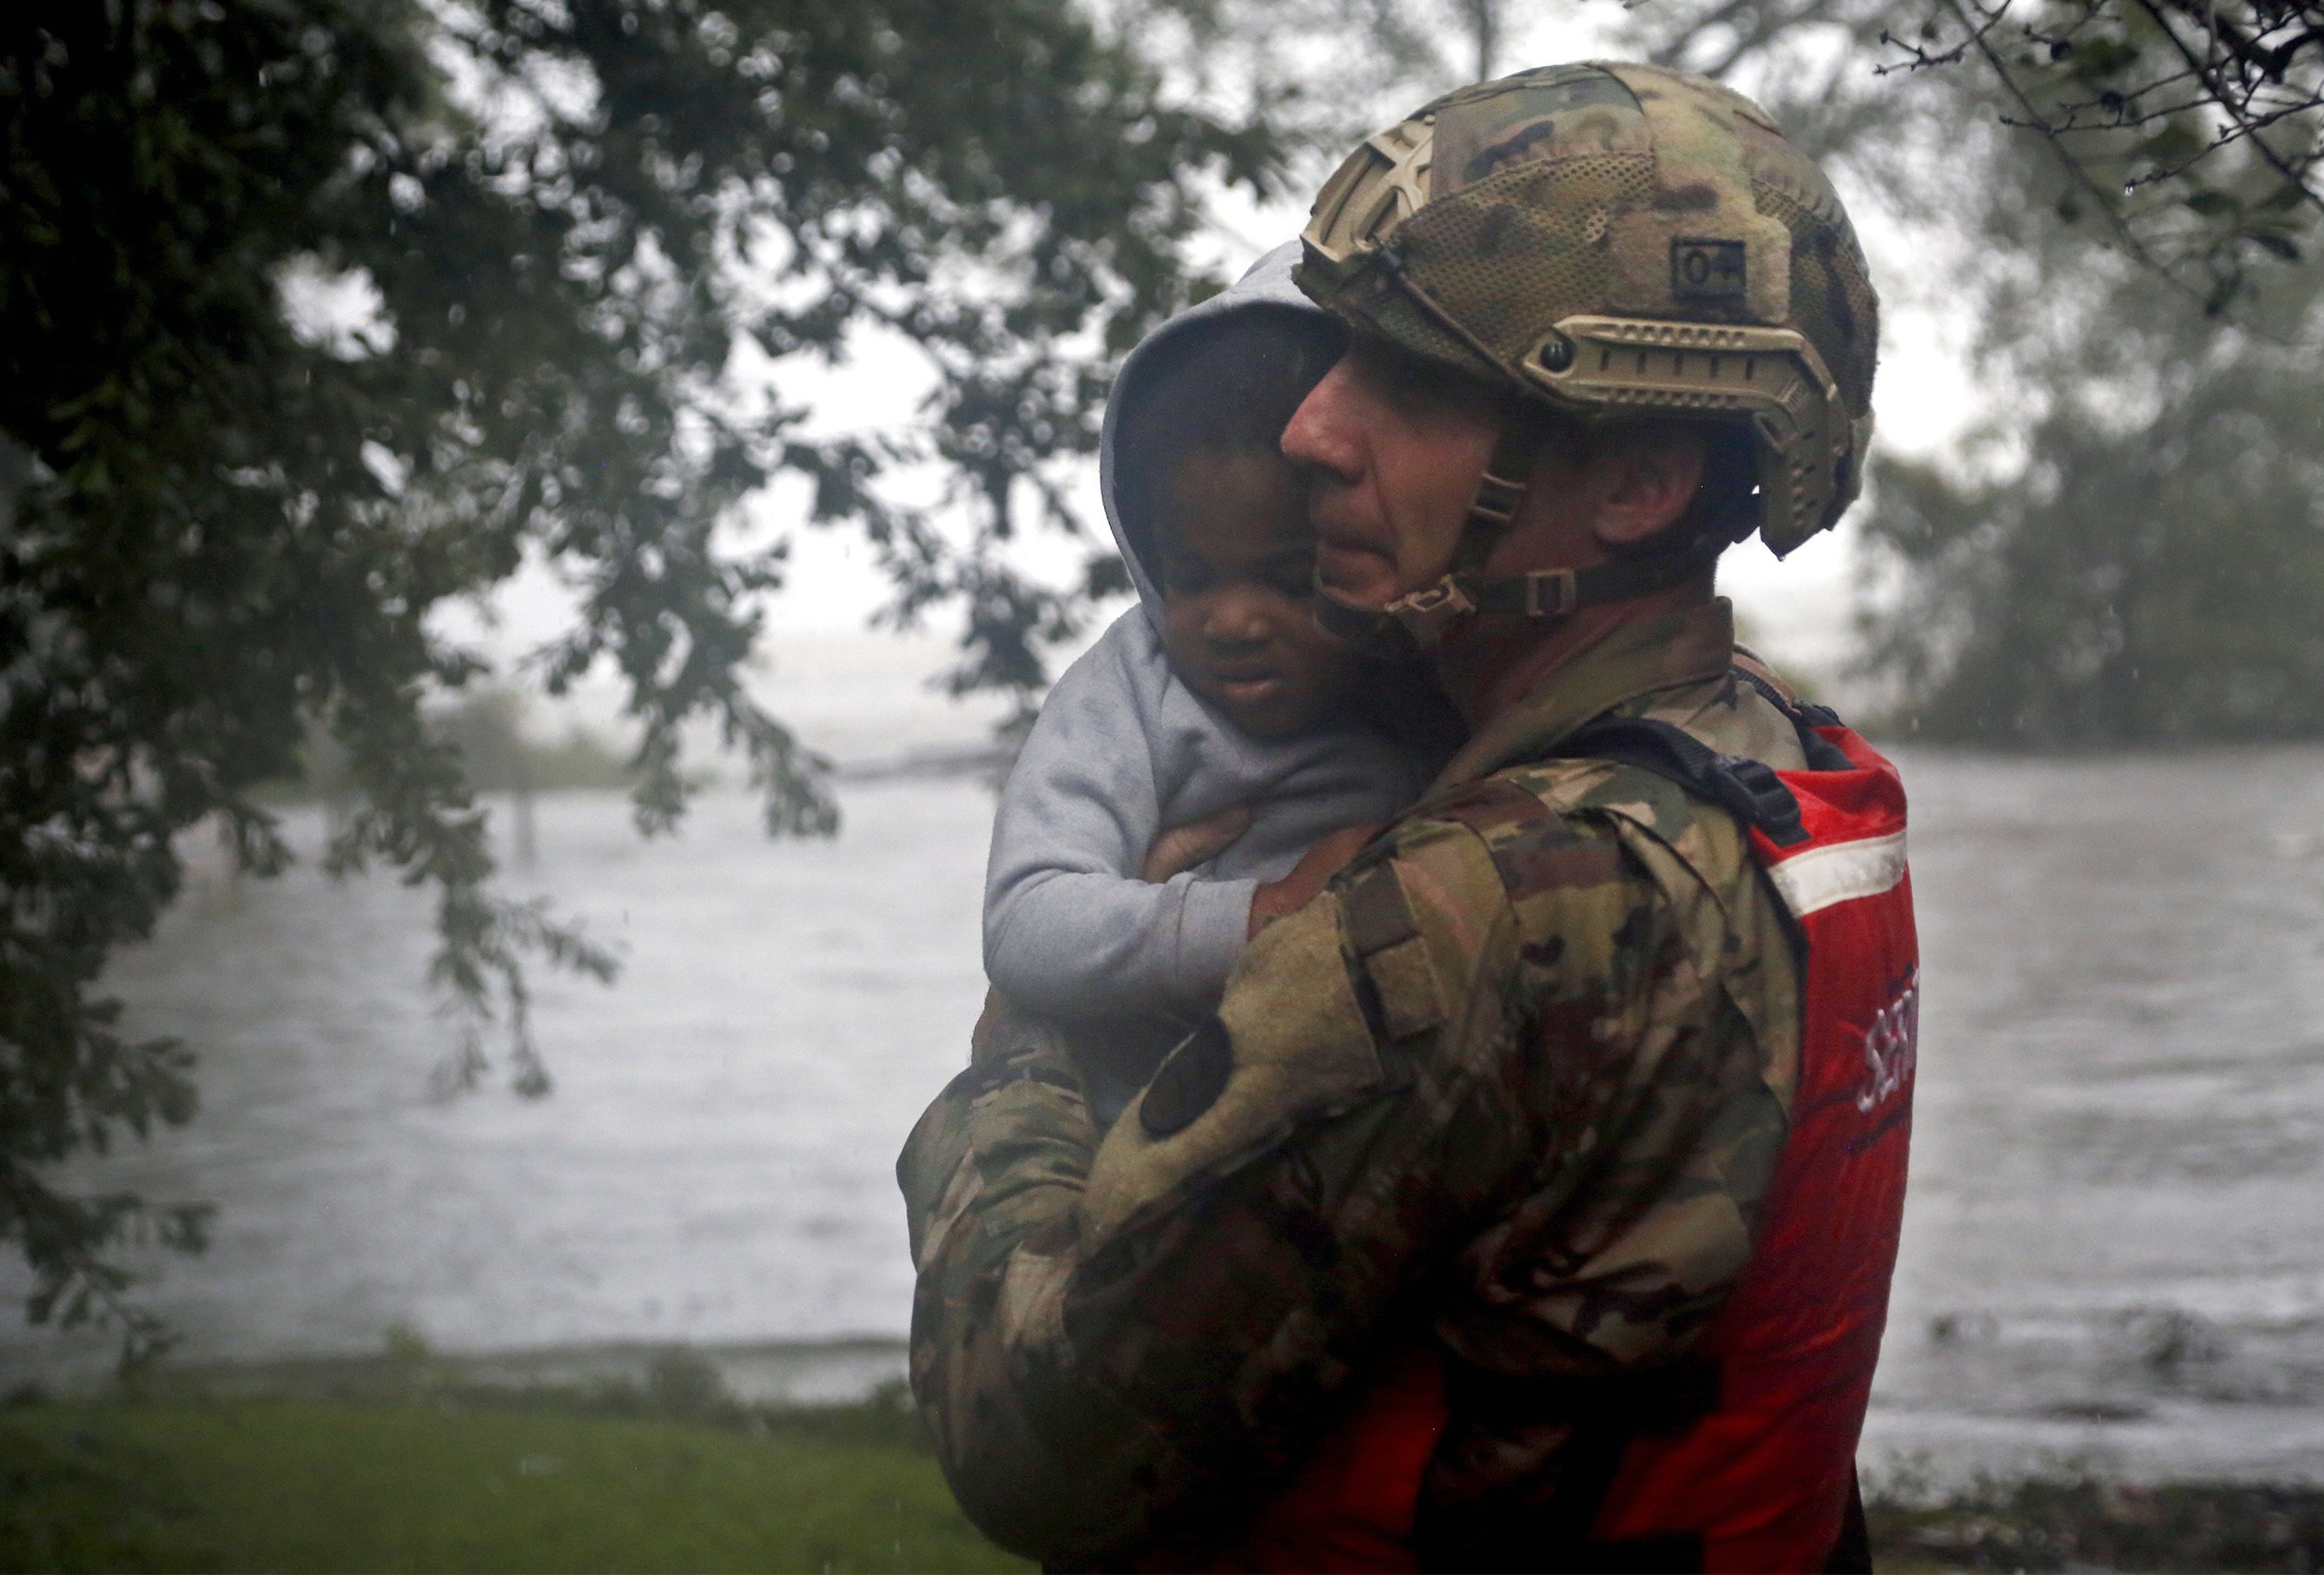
{"left": 1586, "top": 716, "right": 1915, "bottom": 1573}
{"left": 1151, "top": 715, "right": 1916, "bottom": 1574}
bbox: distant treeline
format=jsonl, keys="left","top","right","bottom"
{"left": 427, "top": 692, "right": 634, "bottom": 795}
{"left": 266, "top": 691, "right": 634, "bottom": 803}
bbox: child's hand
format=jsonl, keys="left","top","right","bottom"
{"left": 1142, "top": 804, "right": 1255, "bottom": 883}
{"left": 1248, "top": 822, "right": 1384, "bottom": 936}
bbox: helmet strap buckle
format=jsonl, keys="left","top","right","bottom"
{"left": 1469, "top": 467, "right": 1527, "bottom": 527}
{"left": 1381, "top": 574, "right": 1478, "bottom": 652}
{"left": 1385, "top": 574, "right": 1478, "bottom": 627}
{"left": 1522, "top": 568, "right": 1579, "bottom": 619}
{"left": 1386, "top": 575, "right": 1477, "bottom": 621}
{"left": 1304, "top": 425, "right": 1538, "bottom": 658}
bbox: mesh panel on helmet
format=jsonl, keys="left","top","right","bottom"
{"left": 1322, "top": 139, "right": 1881, "bottom": 438}
{"left": 1393, "top": 152, "right": 1659, "bottom": 366}
{"left": 1347, "top": 289, "right": 1502, "bottom": 383}
{"left": 1754, "top": 181, "right": 1879, "bottom": 419}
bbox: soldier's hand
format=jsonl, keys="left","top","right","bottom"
{"left": 1142, "top": 804, "right": 1254, "bottom": 883}
{"left": 1248, "top": 821, "right": 1383, "bottom": 936}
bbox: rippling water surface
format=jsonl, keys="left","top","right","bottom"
{"left": 1869, "top": 747, "right": 2324, "bottom": 1483}
{"left": 7, "top": 744, "right": 2324, "bottom": 1485}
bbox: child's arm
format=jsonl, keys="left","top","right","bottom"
{"left": 984, "top": 615, "right": 1256, "bottom": 1026}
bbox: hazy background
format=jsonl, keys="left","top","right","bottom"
{"left": 9, "top": 0, "right": 2324, "bottom": 1516}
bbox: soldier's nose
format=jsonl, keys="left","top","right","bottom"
{"left": 1283, "top": 359, "right": 1366, "bottom": 485}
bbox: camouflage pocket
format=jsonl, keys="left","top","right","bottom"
{"left": 1342, "top": 859, "right": 1449, "bottom": 1042}
{"left": 1080, "top": 897, "right": 1391, "bottom": 1244}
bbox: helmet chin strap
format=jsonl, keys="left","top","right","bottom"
{"left": 1313, "top": 423, "right": 1732, "bottom": 659}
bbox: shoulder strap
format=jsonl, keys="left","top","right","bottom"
{"left": 1728, "top": 662, "right": 1853, "bottom": 772}
{"left": 1517, "top": 662, "right": 1868, "bottom": 846}
{"left": 1550, "top": 715, "right": 1810, "bottom": 848}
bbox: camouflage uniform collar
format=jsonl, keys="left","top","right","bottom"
{"left": 1429, "top": 599, "right": 1736, "bottom": 793}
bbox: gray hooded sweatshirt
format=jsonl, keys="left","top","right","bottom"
{"left": 982, "top": 243, "right": 1429, "bottom": 1054}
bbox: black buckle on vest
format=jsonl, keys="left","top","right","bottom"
{"left": 1721, "top": 753, "right": 1811, "bottom": 846}
{"left": 1539, "top": 717, "right": 1811, "bottom": 847}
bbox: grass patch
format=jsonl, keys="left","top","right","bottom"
{"left": 8, "top": 1357, "right": 2322, "bottom": 1573}
{"left": 0, "top": 1396, "right": 1029, "bottom": 1574}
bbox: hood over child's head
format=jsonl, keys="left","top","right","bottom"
{"left": 1110, "top": 292, "right": 1348, "bottom": 740}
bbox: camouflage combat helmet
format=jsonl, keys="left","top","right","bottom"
{"left": 1295, "top": 61, "right": 1880, "bottom": 651}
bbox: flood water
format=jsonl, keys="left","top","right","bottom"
{"left": 7, "top": 742, "right": 2324, "bottom": 1488}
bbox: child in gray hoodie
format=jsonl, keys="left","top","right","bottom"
{"left": 983, "top": 245, "right": 1446, "bottom": 1118}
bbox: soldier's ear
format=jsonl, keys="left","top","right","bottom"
{"left": 1587, "top": 423, "right": 1707, "bottom": 549}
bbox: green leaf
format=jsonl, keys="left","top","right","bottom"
{"left": 0, "top": 0, "right": 1288, "bottom": 1336}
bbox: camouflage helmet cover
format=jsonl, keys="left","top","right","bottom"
{"left": 1295, "top": 61, "right": 1880, "bottom": 555}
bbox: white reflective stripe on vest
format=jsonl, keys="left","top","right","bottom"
{"left": 1765, "top": 828, "right": 1908, "bottom": 919}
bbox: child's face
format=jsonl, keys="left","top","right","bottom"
{"left": 1155, "top": 449, "right": 1353, "bottom": 740}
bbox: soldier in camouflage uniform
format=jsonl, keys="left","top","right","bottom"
{"left": 900, "top": 60, "right": 1904, "bottom": 1573}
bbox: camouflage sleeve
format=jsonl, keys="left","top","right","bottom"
{"left": 893, "top": 996, "right": 1126, "bottom": 1555}
{"left": 898, "top": 790, "right": 1765, "bottom": 1566}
